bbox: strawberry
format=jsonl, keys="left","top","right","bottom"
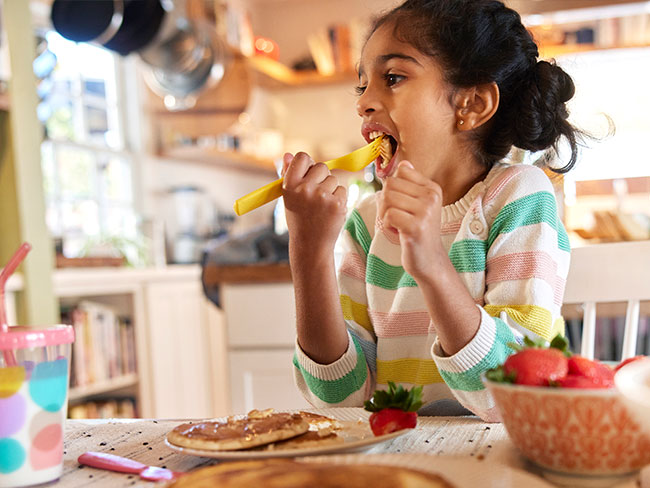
{"left": 503, "top": 348, "right": 569, "bottom": 386}
{"left": 364, "top": 381, "right": 423, "bottom": 436}
{"left": 556, "top": 374, "right": 611, "bottom": 389}
{"left": 567, "top": 355, "right": 614, "bottom": 387}
{"left": 614, "top": 355, "right": 647, "bottom": 373}
{"left": 487, "top": 335, "right": 571, "bottom": 386}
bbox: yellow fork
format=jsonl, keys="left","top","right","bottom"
{"left": 233, "top": 136, "right": 384, "bottom": 216}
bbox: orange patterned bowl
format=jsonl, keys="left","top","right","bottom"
{"left": 484, "top": 377, "right": 650, "bottom": 485}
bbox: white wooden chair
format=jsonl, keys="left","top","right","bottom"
{"left": 563, "top": 240, "right": 650, "bottom": 360}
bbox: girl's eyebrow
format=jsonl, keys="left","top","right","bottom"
{"left": 358, "top": 52, "right": 423, "bottom": 78}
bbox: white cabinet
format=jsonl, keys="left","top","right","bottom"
{"left": 144, "top": 279, "right": 215, "bottom": 418}
{"left": 220, "top": 282, "right": 310, "bottom": 413}
{"left": 52, "top": 266, "right": 229, "bottom": 419}
{"left": 229, "top": 350, "right": 311, "bottom": 413}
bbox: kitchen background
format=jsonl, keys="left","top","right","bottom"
{"left": 0, "top": 0, "right": 649, "bottom": 419}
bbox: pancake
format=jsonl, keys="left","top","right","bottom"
{"left": 167, "top": 459, "right": 456, "bottom": 488}
{"left": 256, "top": 429, "right": 344, "bottom": 451}
{"left": 167, "top": 410, "right": 309, "bottom": 451}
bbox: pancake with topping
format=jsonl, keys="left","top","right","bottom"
{"left": 167, "top": 459, "right": 456, "bottom": 488}
{"left": 167, "top": 410, "right": 309, "bottom": 451}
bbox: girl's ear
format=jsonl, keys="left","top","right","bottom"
{"left": 453, "top": 82, "right": 500, "bottom": 131}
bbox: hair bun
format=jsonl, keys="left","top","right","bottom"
{"left": 511, "top": 60, "right": 576, "bottom": 154}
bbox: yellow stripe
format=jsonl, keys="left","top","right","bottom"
{"left": 340, "top": 295, "right": 373, "bottom": 333}
{"left": 484, "top": 304, "right": 564, "bottom": 341}
{"left": 376, "top": 358, "right": 445, "bottom": 385}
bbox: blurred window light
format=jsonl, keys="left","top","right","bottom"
{"left": 38, "top": 30, "right": 136, "bottom": 257}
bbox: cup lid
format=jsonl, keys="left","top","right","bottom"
{"left": 0, "top": 325, "right": 74, "bottom": 350}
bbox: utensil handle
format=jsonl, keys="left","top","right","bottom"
{"left": 78, "top": 452, "right": 147, "bottom": 474}
{"left": 233, "top": 177, "right": 284, "bottom": 216}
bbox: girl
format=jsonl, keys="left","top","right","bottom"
{"left": 283, "top": 0, "right": 579, "bottom": 420}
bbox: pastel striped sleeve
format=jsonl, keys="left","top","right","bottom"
{"left": 432, "top": 165, "right": 570, "bottom": 421}
{"left": 293, "top": 205, "right": 377, "bottom": 406}
{"left": 293, "top": 331, "right": 372, "bottom": 407}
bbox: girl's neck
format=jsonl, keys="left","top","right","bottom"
{"left": 436, "top": 156, "right": 489, "bottom": 207}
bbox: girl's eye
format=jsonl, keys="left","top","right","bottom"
{"left": 384, "top": 73, "right": 405, "bottom": 87}
{"left": 354, "top": 85, "right": 366, "bottom": 96}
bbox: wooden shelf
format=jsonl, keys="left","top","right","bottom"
{"left": 159, "top": 146, "right": 277, "bottom": 175}
{"left": 248, "top": 55, "right": 356, "bottom": 89}
{"left": 69, "top": 373, "right": 139, "bottom": 402}
{"left": 540, "top": 42, "right": 650, "bottom": 59}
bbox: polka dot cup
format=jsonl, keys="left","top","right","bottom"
{"left": 0, "top": 325, "right": 74, "bottom": 488}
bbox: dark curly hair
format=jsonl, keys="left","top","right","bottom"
{"left": 369, "top": 0, "right": 581, "bottom": 173}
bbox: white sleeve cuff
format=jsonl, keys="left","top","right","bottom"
{"left": 294, "top": 331, "right": 360, "bottom": 381}
{"left": 431, "top": 305, "right": 497, "bottom": 374}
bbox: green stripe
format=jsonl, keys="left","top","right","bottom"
{"left": 448, "top": 239, "right": 487, "bottom": 273}
{"left": 439, "top": 318, "right": 517, "bottom": 392}
{"left": 344, "top": 209, "right": 371, "bottom": 255}
{"left": 293, "top": 336, "right": 368, "bottom": 404}
{"left": 366, "top": 254, "right": 416, "bottom": 289}
{"left": 487, "top": 191, "right": 569, "bottom": 252}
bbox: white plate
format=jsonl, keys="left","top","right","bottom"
{"left": 164, "top": 408, "right": 410, "bottom": 460}
{"left": 303, "top": 453, "right": 556, "bottom": 488}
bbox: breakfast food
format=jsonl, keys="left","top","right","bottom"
{"left": 364, "top": 382, "right": 423, "bottom": 436}
{"left": 255, "top": 411, "right": 344, "bottom": 451}
{"left": 166, "top": 459, "right": 456, "bottom": 488}
{"left": 167, "top": 409, "right": 309, "bottom": 451}
{"left": 486, "top": 334, "right": 616, "bottom": 388}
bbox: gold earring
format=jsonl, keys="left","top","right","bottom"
{"left": 458, "top": 119, "right": 464, "bottom": 126}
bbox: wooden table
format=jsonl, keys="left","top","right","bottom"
{"left": 60, "top": 409, "right": 649, "bottom": 487}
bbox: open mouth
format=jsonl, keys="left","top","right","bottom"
{"left": 368, "top": 131, "right": 398, "bottom": 170}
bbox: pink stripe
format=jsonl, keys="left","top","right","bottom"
{"left": 485, "top": 165, "right": 526, "bottom": 205}
{"left": 375, "top": 217, "right": 400, "bottom": 245}
{"left": 368, "top": 310, "right": 431, "bottom": 338}
{"left": 441, "top": 221, "right": 461, "bottom": 235}
{"left": 486, "top": 250, "right": 558, "bottom": 289}
{"left": 339, "top": 252, "right": 366, "bottom": 280}
{"left": 554, "top": 277, "right": 566, "bottom": 307}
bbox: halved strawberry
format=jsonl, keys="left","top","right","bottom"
{"left": 567, "top": 355, "right": 614, "bottom": 387}
{"left": 556, "top": 374, "right": 612, "bottom": 389}
{"left": 614, "top": 355, "right": 647, "bottom": 373}
{"left": 364, "top": 382, "right": 423, "bottom": 436}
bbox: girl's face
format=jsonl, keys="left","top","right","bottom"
{"left": 357, "top": 22, "right": 459, "bottom": 181}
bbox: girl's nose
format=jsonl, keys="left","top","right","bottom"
{"left": 356, "top": 89, "right": 377, "bottom": 117}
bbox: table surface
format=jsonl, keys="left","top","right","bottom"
{"left": 57, "top": 409, "right": 649, "bottom": 488}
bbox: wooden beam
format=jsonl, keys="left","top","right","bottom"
{"left": 1, "top": 0, "right": 58, "bottom": 326}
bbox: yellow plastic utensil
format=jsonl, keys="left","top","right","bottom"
{"left": 233, "top": 136, "right": 384, "bottom": 216}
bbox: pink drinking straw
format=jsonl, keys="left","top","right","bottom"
{"left": 1, "top": 242, "right": 31, "bottom": 366}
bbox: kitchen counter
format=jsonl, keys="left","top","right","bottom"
{"left": 202, "top": 262, "right": 291, "bottom": 285}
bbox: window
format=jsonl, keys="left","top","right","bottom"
{"left": 39, "top": 31, "right": 137, "bottom": 260}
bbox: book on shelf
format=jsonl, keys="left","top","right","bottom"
{"left": 62, "top": 300, "right": 137, "bottom": 391}
{"left": 307, "top": 18, "right": 368, "bottom": 75}
{"left": 68, "top": 397, "right": 137, "bottom": 419}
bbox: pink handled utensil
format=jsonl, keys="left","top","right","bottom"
{"left": 0, "top": 242, "right": 31, "bottom": 367}
{"left": 78, "top": 452, "right": 184, "bottom": 482}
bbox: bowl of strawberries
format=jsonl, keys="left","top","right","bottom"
{"left": 483, "top": 335, "right": 650, "bottom": 486}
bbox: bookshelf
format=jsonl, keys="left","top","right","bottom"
{"left": 68, "top": 373, "right": 138, "bottom": 402}
{"left": 53, "top": 266, "right": 229, "bottom": 419}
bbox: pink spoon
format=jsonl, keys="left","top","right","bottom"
{"left": 78, "top": 452, "right": 184, "bottom": 482}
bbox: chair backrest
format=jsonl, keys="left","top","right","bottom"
{"left": 563, "top": 240, "right": 650, "bottom": 360}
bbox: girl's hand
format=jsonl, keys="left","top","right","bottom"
{"left": 377, "top": 160, "right": 446, "bottom": 281}
{"left": 282, "top": 152, "right": 348, "bottom": 255}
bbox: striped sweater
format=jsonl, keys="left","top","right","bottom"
{"left": 293, "top": 162, "right": 570, "bottom": 421}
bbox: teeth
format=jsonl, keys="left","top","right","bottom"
{"left": 369, "top": 130, "right": 384, "bottom": 140}
{"left": 379, "top": 137, "right": 393, "bottom": 169}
